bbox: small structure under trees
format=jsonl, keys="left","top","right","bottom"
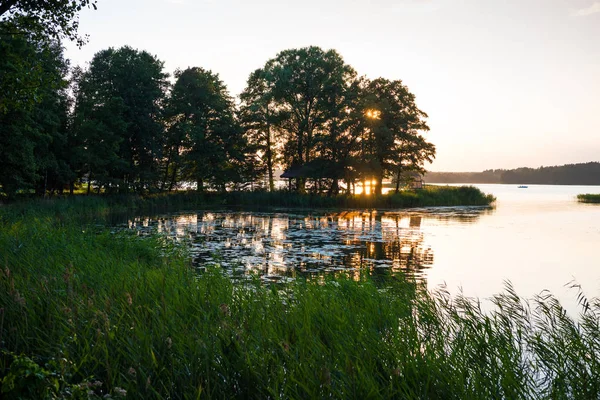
{"left": 403, "top": 171, "right": 424, "bottom": 190}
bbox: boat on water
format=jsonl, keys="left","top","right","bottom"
{"left": 518, "top": 185, "right": 528, "bottom": 188}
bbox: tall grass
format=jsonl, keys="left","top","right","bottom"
{"left": 2, "top": 199, "right": 599, "bottom": 399}
{"left": 222, "top": 185, "right": 495, "bottom": 209}
{"left": 577, "top": 194, "right": 600, "bottom": 203}
{"left": 0, "top": 186, "right": 495, "bottom": 221}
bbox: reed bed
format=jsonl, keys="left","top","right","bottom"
{"left": 0, "top": 185, "right": 495, "bottom": 218}
{"left": 577, "top": 194, "right": 600, "bottom": 203}
{"left": 222, "top": 186, "right": 495, "bottom": 209}
{"left": 2, "top": 200, "right": 599, "bottom": 399}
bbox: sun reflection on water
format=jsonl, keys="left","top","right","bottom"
{"left": 125, "top": 208, "right": 486, "bottom": 283}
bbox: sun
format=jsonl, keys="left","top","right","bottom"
{"left": 365, "top": 109, "right": 381, "bottom": 119}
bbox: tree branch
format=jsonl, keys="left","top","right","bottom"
{"left": 0, "top": 0, "right": 18, "bottom": 17}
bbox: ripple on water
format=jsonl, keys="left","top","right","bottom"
{"left": 122, "top": 207, "right": 488, "bottom": 282}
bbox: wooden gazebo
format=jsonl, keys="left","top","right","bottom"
{"left": 402, "top": 171, "right": 424, "bottom": 190}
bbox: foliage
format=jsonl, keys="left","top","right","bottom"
{"left": 239, "top": 47, "right": 435, "bottom": 195}
{"left": 0, "top": 186, "right": 495, "bottom": 222}
{"left": 265, "top": 47, "right": 356, "bottom": 181}
{"left": 2, "top": 37, "right": 436, "bottom": 198}
{"left": 427, "top": 162, "right": 600, "bottom": 185}
{"left": 0, "top": 0, "right": 98, "bottom": 46}
{"left": 577, "top": 194, "right": 600, "bottom": 203}
{"left": 0, "top": 0, "right": 97, "bottom": 116}
{"left": 165, "top": 67, "right": 247, "bottom": 192}
{"left": 72, "top": 46, "right": 169, "bottom": 193}
{"left": 359, "top": 78, "right": 434, "bottom": 195}
{"left": 0, "top": 29, "right": 71, "bottom": 198}
{"left": 238, "top": 68, "right": 278, "bottom": 191}
{"left": 0, "top": 351, "right": 126, "bottom": 399}
{"left": 0, "top": 203, "right": 598, "bottom": 399}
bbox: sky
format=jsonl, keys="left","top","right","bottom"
{"left": 64, "top": 0, "right": 600, "bottom": 172}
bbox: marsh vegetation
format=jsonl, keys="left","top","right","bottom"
{"left": 577, "top": 193, "right": 600, "bottom": 203}
{"left": 1, "top": 198, "right": 599, "bottom": 399}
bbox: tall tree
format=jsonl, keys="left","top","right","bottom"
{"left": 360, "top": 78, "right": 433, "bottom": 195}
{"left": 239, "top": 68, "right": 279, "bottom": 191}
{"left": 261, "top": 46, "right": 356, "bottom": 192}
{"left": 72, "top": 46, "right": 168, "bottom": 193}
{"left": 0, "top": 0, "right": 98, "bottom": 45}
{"left": 31, "top": 42, "right": 74, "bottom": 196}
{"left": 0, "top": 1, "right": 98, "bottom": 115}
{"left": 391, "top": 134, "right": 436, "bottom": 193}
{"left": 314, "top": 71, "right": 360, "bottom": 195}
{"left": 166, "top": 67, "right": 246, "bottom": 192}
{"left": 0, "top": 33, "right": 70, "bottom": 198}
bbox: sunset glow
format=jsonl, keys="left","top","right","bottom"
{"left": 64, "top": 0, "right": 600, "bottom": 172}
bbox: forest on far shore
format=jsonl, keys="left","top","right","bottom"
{"left": 425, "top": 162, "right": 600, "bottom": 185}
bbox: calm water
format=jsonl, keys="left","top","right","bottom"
{"left": 125, "top": 185, "right": 600, "bottom": 309}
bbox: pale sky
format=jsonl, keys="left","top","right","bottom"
{"left": 65, "top": 0, "right": 600, "bottom": 172}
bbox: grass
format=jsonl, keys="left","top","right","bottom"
{"left": 2, "top": 195, "right": 600, "bottom": 399}
{"left": 223, "top": 185, "right": 495, "bottom": 209}
{"left": 577, "top": 194, "right": 600, "bottom": 203}
{"left": 0, "top": 186, "right": 496, "bottom": 219}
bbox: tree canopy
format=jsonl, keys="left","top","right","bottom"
{"left": 165, "top": 67, "right": 248, "bottom": 192}
{"left": 0, "top": 0, "right": 98, "bottom": 45}
{"left": 426, "top": 163, "right": 600, "bottom": 185}
{"left": 1, "top": 42, "right": 436, "bottom": 198}
{"left": 72, "top": 46, "right": 168, "bottom": 193}
{"left": 0, "top": 30, "right": 70, "bottom": 197}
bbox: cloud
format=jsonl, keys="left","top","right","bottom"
{"left": 572, "top": 2, "right": 600, "bottom": 16}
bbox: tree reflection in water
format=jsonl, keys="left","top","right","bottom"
{"left": 125, "top": 207, "right": 491, "bottom": 283}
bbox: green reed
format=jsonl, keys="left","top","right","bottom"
{"left": 1, "top": 200, "right": 599, "bottom": 399}
{"left": 0, "top": 186, "right": 495, "bottom": 220}
{"left": 577, "top": 194, "right": 600, "bottom": 203}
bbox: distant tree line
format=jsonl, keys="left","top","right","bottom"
{"left": 426, "top": 162, "right": 600, "bottom": 185}
{"left": 0, "top": 2, "right": 435, "bottom": 199}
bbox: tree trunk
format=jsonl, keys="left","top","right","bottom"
{"left": 266, "top": 122, "right": 274, "bottom": 192}
{"left": 395, "top": 168, "right": 402, "bottom": 193}
{"left": 168, "top": 166, "right": 178, "bottom": 192}
{"left": 328, "top": 179, "right": 339, "bottom": 196}
{"left": 376, "top": 175, "right": 384, "bottom": 196}
{"left": 162, "top": 151, "right": 172, "bottom": 191}
{"left": 297, "top": 177, "right": 305, "bottom": 193}
{"left": 197, "top": 178, "right": 204, "bottom": 192}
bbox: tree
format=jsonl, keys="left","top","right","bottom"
{"left": 360, "top": 78, "right": 434, "bottom": 195}
{"left": 31, "top": 43, "right": 74, "bottom": 196}
{"left": 314, "top": 71, "right": 361, "bottom": 195}
{"left": 0, "top": 1, "right": 98, "bottom": 115}
{"left": 72, "top": 46, "right": 168, "bottom": 193}
{"left": 0, "top": 0, "right": 98, "bottom": 46}
{"left": 239, "top": 68, "right": 278, "bottom": 191}
{"left": 261, "top": 46, "right": 356, "bottom": 192}
{"left": 391, "top": 134, "right": 436, "bottom": 193}
{"left": 165, "top": 67, "right": 246, "bottom": 192}
{"left": 0, "top": 34, "right": 70, "bottom": 198}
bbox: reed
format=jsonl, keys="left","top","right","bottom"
{"left": 577, "top": 194, "right": 600, "bottom": 203}
{"left": 2, "top": 199, "right": 599, "bottom": 399}
{"left": 0, "top": 185, "right": 495, "bottom": 221}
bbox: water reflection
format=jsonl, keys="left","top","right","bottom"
{"left": 125, "top": 206, "right": 489, "bottom": 283}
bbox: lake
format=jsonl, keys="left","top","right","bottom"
{"left": 125, "top": 185, "right": 600, "bottom": 311}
